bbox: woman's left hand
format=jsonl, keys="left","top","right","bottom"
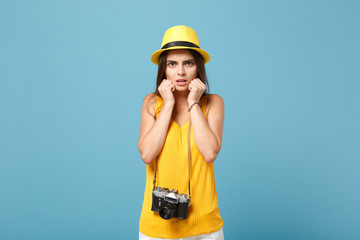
{"left": 188, "top": 78, "right": 206, "bottom": 105}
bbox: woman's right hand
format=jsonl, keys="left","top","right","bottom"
{"left": 158, "top": 79, "right": 175, "bottom": 106}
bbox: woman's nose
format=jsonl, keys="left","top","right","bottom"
{"left": 177, "top": 65, "right": 185, "bottom": 76}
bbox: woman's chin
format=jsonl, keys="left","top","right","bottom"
{"left": 174, "top": 85, "right": 189, "bottom": 92}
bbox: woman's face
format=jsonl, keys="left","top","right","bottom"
{"left": 165, "top": 49, "right": 198, "bottom": 92}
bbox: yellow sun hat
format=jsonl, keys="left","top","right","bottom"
{"left": 151, "top": 25, "right": 210, "bottom": 65}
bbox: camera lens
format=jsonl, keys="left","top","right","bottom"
{"left": 159, "top": 202, "right": 175, "bottom": 220}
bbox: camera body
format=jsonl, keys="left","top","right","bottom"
{"left": 151, "top": 187, "right": 190, "bottom": 220}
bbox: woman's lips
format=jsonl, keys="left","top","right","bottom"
{"left": 176, "top": 79, "right": 187, "bottom": 86}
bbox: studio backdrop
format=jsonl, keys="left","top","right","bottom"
{"left": 0, "top": 0, "right": 359, "bottom": 239}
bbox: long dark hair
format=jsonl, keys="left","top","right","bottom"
{"left": 154, "top": 49, "right": 210, "bottom": 96}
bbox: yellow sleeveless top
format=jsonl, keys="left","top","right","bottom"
{"left": 139, "top": 94, "right": 223, "bottom": 239}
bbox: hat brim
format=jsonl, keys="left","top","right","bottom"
{"left": 151, "top": 46, "right": 210, "bottom": 65}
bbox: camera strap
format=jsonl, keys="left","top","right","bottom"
{"left": 153, "top": 120, "right": 192, "bottom": 198}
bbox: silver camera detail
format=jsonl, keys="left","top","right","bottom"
{"left": 152, "top": 187, "right": 190, "bottom": 219}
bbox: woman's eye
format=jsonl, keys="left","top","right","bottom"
{"left": 168, "top": 62, "right": 175, "bottom": 67}
{"left": 185, "top": 61, "right": 194, "bottom": 66}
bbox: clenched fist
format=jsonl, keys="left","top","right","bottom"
{"left": 188, "top": 78, "right": 206, "bottom": 105}
{"left": 158, "top": 79, "right": 175, "bottom": 106}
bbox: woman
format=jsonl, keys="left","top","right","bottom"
{"left": 138, "top": 25, "right": 225, "bottom": 240}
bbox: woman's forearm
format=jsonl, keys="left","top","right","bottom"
{"left": 138, "top": 103, "right": 174, "bottom": 164}
{"left": 190, "top": 104, "right": 221, "bottom": 163}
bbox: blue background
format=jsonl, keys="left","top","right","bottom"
{"left": 1, "top": 0, "right": 359, "bottom": 239}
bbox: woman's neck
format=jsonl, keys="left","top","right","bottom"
{"left": 173, "top": 90, "right": 189, "bottom": 110}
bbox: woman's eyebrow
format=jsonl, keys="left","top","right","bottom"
{"left": 166, "top": 59, "right": 195, "bottom": 63}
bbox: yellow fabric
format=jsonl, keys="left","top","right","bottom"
{"left": 150, "top": 25, "right": 210, "bottom": 65}
{"left": 139, "top": 94, "right": 223, "bottom": 239}
{"left": 161, "top": 25, "right": 201, "bottom": 48}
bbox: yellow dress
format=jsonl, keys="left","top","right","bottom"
{"left": 139, "top": 94, "right": 223, "bottom": 239}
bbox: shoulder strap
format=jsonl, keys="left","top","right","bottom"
{"left": 187, "top": 119, "right": 191, "bottom": 197}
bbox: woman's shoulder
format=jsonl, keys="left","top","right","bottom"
{"left": 205, "top": 93, "right": 224, "bottom": 106}
{"left": 205, "top": 94, "right": 224, "bottom": 116}
{"left": 143, "top": 92, "right": 158, "bottom": 103}
{"left": 142, "top": 93, "right": 159, "bottom": 118}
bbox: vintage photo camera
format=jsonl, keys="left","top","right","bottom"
{"left": 151, "top": 187, "right": 190, "bottom": 220}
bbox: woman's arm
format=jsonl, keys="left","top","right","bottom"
{"left": 138, "top": 79, "right": 176, "bottom": 164}
{"left": 137, "top": 93, "right": 174, "bottom": 164}
{"left": 190, "top": 94, "right": 224, "bottom": 163}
